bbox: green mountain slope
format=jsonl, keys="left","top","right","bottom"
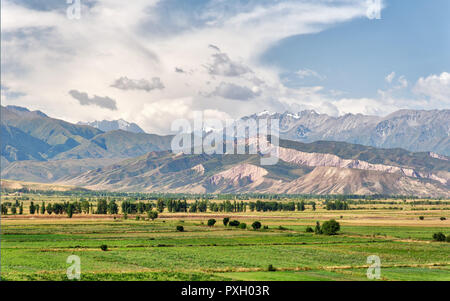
{"left": 0, "top": 123, "right": 50, "bottom": 161}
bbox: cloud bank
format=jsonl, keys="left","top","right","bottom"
{"left": 111, "top": 77, "right": 165, "bottom": 92}
{"left": 69, "top": 90, "right": 117, "bottom": 111}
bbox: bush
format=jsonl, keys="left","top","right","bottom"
{"left": 147, "top": 210, "right": 158, "bottom": 221}
{"left": 100, "top": 244, "right": 108, "bottom": 251}
{"left": 446, "top": 236, "right": 450, "bottom": 243}
{"left": 207, "top": 219, "right": 216, "bottom": 227}
{"left": 278, "top": 226, "right": 288, "bottom": 230}
{"left": 223, "top": 217, "right": 230, "bottom": 226}
{"left": 263, "top": 225, "right": 269, "bottom": 230}
{"left": 136, "top": 216, "right": 140, "bottom": 221}
{"left": 314, "top": 221, "right": 322, "bottom": 234}
{"left": 321, "top": 219, "right": 341, "bottom": 235}
{"left": 239, "top": 223, "right": 247, "bottom": 229}
{"left": 440, "top": 217, "right": 447, "bottom": 221}
{"left": 252, "top": 221, "right": 262, "bottom": 230}
{"left": 229, "top": 220, "right": 240, "bottom": 227}
{"left": 433, "top": 232, "right": 446, "bottom": 242}
{"left": 176, "top": 225, "right": 184, "bottom": 232}
{"left": 267, "top": 264, "right": 276, "bottom": 272}
{"left": 305, "top": 226, "right": 314, "bottom": 233}
{"left": 419, "top": 216, "right": 424, "bottom": 220}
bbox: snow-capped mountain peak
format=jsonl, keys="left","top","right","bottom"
{"left": 78, "top": 119, "right": 145, "bottom": 134}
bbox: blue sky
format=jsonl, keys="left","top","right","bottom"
{"left": 1, "top": 0, "right": 449, "bottom": 134}
{"left": 262, "top": 0, "right": 450, "bottom": 98}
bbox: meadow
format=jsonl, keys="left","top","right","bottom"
{"left": 1, "top": 194, "right": 449, "bottom": 281}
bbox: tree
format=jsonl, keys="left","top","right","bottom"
{"left": 433, "top": 232, "right": 446, "bottom": 242}
{"left": 1, "top": 204, "right": 8, "bottom": 215}
{"left": 239, "top": 223, "right": 247, "bottom": 229}
{"left": 176, "top": 225, "right": 184, "bottom": 232}
{"left": 46, "top": 203, "right": 53, "bottom": 215}
{"left": 321, "top": 219, "right": 341, "bottom": 235}
{"left": 223, "top": 217, "right": 230, "bottom": 226}
{"left": 40, "top": 202, "right": 46, "bottom": 214}
{"left": 251, "top": 221, "right": 262, "bottom": 230}
{"left": 297, "top": 201, "right": 305, "bottom": 211}
{"left": 19, "top": 203, "right": 23, "bottom": 215}
{"left": 67, "top": 204, "right": 74, "bottom": 218}
{"left": 137, "top": 202, "right": 145, "bottom": 214}
{"left": 207, "top": 219, "right": 216, "bottom": 227}
{"left": 107, "top": 200, "right": 119, "bottom": 215}
{"left": 29, "top": 202, "right": 36, "bottom": 214}
{"left": 312, "top": 203, "right": 316, "bottom": 211}
{"left": 96, "top": 200, "right": 108, "bottom": 214}
{"left": 157, "top": 199, "right": 165, "bottom": 213}
{"left": 11, "top": 205, "right": 17, "bottom": 215}
{"left": 314, "top": 221, "right": 322, "bottom": 234}
{"left": 81, "top": 200, "right": 90, "bottom": 214}
{"left": 147, "top": 210, "right": 158, "bottom": 221}
{"left": 305, "top": 226, "right": 314, "bottom": 233}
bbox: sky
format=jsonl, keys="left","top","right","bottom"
{"left": 1, "top": 0, "right": 449, "bottom": 134}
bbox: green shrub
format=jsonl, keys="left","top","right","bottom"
{"left": 433, "top": 232, "right": 446, "bottom": 242}
{"left": 321, "top": 219, "right": 341, "bottom": 235}
{"left": 223, "top": 217, "right": 230, "bottom": 226}
{"left": 419, "top": 216, "right": 424, "bottom": 220}
{"left": 314, "top": 221, "right": 322, "bottom": 234}
{"left": 252, "top": 221, "right": 262, "bottom": 230}
{"left": 440, "top": 217, "right": 447, "bottom": 221}
{"left": 229, "top": 220, "right": 240, "bottom": 227}
{"left": 239, "top": 223, "right": 247, "bottom": 229}
{"left": 207, "top": 219, "right": 216, "bottom": 227}
{"left": 176, "top": 225, "right": 184, "bottom": 232}
{"left": 147, "top": 210, "right": 158, "bottom": 221}
{"left": 263, "top": 225, "right": 269, "bottom": 230}
{"left": 305, "top": 226, "right": 314, "bottom": 233}
{"left": 100, "top": 244, "right": 108, "bottom": 251}
{"left": 267, "top": 264, "right": 276, "bottom": 272}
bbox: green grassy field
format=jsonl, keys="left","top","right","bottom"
{"left": 1, "top": 209, "right": 449, "bottom": 281}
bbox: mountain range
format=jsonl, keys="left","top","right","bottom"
{"left": 1, "top": 105, "right": 172, "bottom": 164}
{"left": 1, "top": 105, "right": 449, "bottom": 196}
{"left": 60, "top": 139, "right": 450, "bottom": 197}
{"left": 249, "top": 109, "right": 450, "bottom": 156}
{"left": 77, "top": 119, "right": 145, "bottom": 134}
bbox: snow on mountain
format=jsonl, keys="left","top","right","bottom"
{"left": 78, "top": 119, "right": 145, "bottom": 134}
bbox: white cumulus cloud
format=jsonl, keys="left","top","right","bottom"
{"left": 413, "top": 72, "right": 450, "bottom": 103}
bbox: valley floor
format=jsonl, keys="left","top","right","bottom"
{"left": 1, "top": 209, "right": 449, "bottom": 281}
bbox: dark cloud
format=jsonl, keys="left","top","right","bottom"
{"left": 69, "top": 90, "right": 117, "bottom": 110}
{"left": 211, "top": 82, "right": 260, "bottom": 101}
{"left": 1, "top": 86, "right": 26, "bottom": 99}
{"left": 111, "top": 76, "right": 164, "bottom": 92}
{"left": 175, "top": 67, "right": 186, "bottom": 73}
{"left": 208, "top": 44, "right": 221, "bottom": 52}
{"left": 207, "top": 52, "right": 251, "bottom": 77}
